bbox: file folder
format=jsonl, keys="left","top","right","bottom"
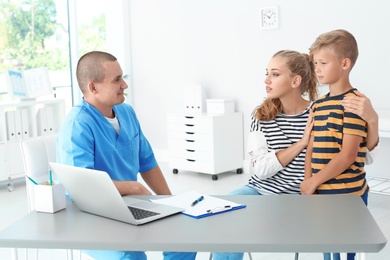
{"left": 46, "top": 106, "right": 54, "bottom": 133}
{"left": 151, "top": 191, "right": 246, "bottom": 219}
{"left": 14, "top": 110, "right": 23, "bottom": 140}
{"left": 21, "top": 109, "right": 30, "bottom": 138}
{"left": 36, "top": 107, "right": 48, "bottom": 135}
{"left": 5, "top": 111, "right": 16, "bottom": 141}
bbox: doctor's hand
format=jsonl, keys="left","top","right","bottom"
{"left": 113, "top": 180, "right": 152, "bottom": 196}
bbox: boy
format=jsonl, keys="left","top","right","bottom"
{"left": 300, "top": 29, "right": 368, "bottom": 260}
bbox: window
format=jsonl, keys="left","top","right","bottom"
{"left": 0, "top": 0, "right": 108, "bottom": 112}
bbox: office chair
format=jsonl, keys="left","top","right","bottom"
{"left": 19, "top": 134, "right": 76, "bottom": 260}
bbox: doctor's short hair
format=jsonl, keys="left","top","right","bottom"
{"left": 76, "top": 51, "right": 117, "bottom": 93}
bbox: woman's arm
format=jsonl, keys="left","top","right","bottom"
{"left": 248, "top": 131, "right": 283, "bottom": 179}
{"left": 250, "top": 111, "right": 314, "bottom": 179}
{"left": 342, "top": 91, "right": 379, "bottom": 151}
{"left": 276, "top": 110, "right": 314, "bottom": 166}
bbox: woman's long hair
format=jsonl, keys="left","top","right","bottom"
{"left": 255, "top": 50, "right": 318, "bottom": 121}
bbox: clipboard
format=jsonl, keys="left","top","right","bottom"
{"left": 150, "top": 191, "right": 246, "bottom": 219}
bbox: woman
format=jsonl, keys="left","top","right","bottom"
{"left": 212, "top": 50, "right": 378, "bottom": 260}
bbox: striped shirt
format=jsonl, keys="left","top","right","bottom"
{"left": 311, "top": 88, "right": 368, "bottom": 195}
{"left": 248, "top": 104, "right": 312, "bottom": 194}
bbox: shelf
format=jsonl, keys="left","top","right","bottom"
{"left": 0, "top": 99, "right": 65, "bottom": 185}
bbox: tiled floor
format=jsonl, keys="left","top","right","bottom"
{"left": 368, "top": 177, "right": 390, "bottom": 196}
{"left": 1, "top": 162, "right": 390, "bottom": 260}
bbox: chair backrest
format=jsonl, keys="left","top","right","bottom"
{"left": 20, "top": 134, "right": 57, "bottom": 212}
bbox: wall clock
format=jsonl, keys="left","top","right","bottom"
{"left": 260, "top": 6, "right": 279, "bottom": 30}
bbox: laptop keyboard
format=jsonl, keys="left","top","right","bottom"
{"left": 128, "top": 206, "right": 160, "bottom": 220}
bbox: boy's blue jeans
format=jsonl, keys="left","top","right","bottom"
{"left": 323, "top": 190, "right": 369, "bottom": 260}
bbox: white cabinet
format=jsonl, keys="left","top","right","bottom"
{"left": 0, "top": 99, "right": 65, "bottom": 190}
{"left": 167, "top": 112, "right": 244, "bottom": 180}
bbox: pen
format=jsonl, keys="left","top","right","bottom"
{"left": 191, "top": 195, "right": 204, "bottom": 206}
{"left": 26, "top": 175, "right": 38, "bottom": 185}
{"left": 49, "top": 170, "right": 53, "bottom": 186}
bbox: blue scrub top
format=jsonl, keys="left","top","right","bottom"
{"left": 56, "top": 99, "right": 157, "bottom": 181}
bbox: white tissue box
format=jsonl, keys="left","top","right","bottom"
{"left": 206, "top": 99, "right": 235, "bottom": 114}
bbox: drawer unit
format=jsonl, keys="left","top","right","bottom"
{"left": 167, "top": 112, "right": 244, "bottom": 180}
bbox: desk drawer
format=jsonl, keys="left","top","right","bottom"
{"left": 167, "top": 114, "right": 213, "bottom": 126}
{"left": 169, "top": 149, "right": 213, "bottom": 162}
{"left": 167, "top": 130, "right": 213, "bottom": 143}
{"left": 168, "top": 157, "right": 216, "bottom": 174}
{"left": 168, "top": 138, "right": 214, "bottom": 152}
{"left": 167, "top": 123, "right": 212, "bottom": 134}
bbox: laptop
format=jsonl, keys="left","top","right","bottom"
{"left": 49, "top": 162, "right": 184, "bottom": 225}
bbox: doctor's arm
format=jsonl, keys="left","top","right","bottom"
{"left": 112, "top": 166, "right": 172, "bottom": 196}
{"left": 140, "top": 165, "right": 172, "bottom": 195}
{"left": 113, "top": 180, "right": 153, "bottom": 196}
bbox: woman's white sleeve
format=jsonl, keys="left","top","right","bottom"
{"left": 365, "top": 149, "right": 374, "bottom": 165}
{"left": 247, "top": 131, "right": 283, "bottom": 179}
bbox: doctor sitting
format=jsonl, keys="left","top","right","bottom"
{"left": 57, "top": 51, "right": 196, "bottom": 260}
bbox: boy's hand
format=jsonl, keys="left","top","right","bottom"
{"left": 300, "top": 177, "right": 317, "bottom": 195}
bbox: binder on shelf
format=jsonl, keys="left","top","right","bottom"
{"left": 20, "top": 109, "right": 30, "bottom": 138}
{"left": 14, "top": 110, "right": 23, "bottom": 140}
{"left": 5, "top": 111, "right": 16, "bottom": 141}
{"left": 46, "top": 106, "right": 54, "bottom": 134}
{"left": 184, "top": 85, "right": 206, "bottom": 115}
{"left": 150, "top": 191, "right": 246, "bottom": 219}
{"left": 36, "top": 107, "right": 48, "bottom": 135}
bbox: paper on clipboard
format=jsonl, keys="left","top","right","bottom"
{"left": 150, "top": 191, "right": 246, "bottom": 219}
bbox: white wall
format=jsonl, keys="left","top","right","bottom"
{"left": 127, "top": 0, "right": 390, "bottom": 176}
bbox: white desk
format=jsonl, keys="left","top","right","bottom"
{"left": 0, "top": 195, "right": 387, "bottom": 254}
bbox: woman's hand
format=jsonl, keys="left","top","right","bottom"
{"left": 342, "top": 91, "right": 378, "bottom": 124}
{"left": 342, "top": 91, "right": 379, "bottom": 151}
{"left": 300, "top": 109, "right": 314, "bottom": 147}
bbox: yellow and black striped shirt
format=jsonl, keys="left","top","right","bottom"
{"left": 311, "top": 88, "right": 368, "bottom": 196}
